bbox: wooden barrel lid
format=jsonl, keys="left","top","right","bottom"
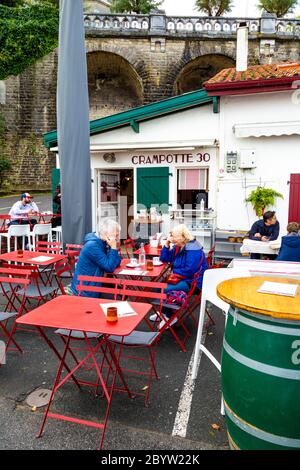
{"left": 217, "top": 276, "right": 300, "bottom": 320}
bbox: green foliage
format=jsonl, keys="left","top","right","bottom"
{"left": 0, "top": 3, "right": 59, "bottom": 80}
{"left": 257, "top": 0, "right": 299, "bottom": 17}
{"left": 0, "top": 0, "right": 25, "bottom": 6}
{"left": 111, "top": 0, "right": 162, "bottom": 14}
{"left": 0, "top": 155, "right": 11, "bottom": 189}
{"left": 195, "top": 0, "right": 234, "bottom": 16}
{"left": 246, "top": 186, "right": 284, "bottom": 217}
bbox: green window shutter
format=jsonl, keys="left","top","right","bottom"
{"left": 137, "top": 167, "right": 169, "bottom": 211}
{"left": 52, "top": 168, "right": 60, "bottom": 214}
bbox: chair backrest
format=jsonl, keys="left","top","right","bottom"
{"left": 77, "top": 275, "right": 122, "bottom": 298}
{"left": 0, "top": 263, "right": 38, "bottom": 279}
{"left": 201, "top": 267, "right": 251, "bottom": 314}
{"left": 65, "top": 243, "right": 83, "bottom": 266}
{"left": 123, "top": 238, "right": 136, "bottom": 258}
{"left": 206, "top": 244, "right": 216, "bottom": 267}
{"left": 0, "top": 266, "right": 32, "bottom": 278}
{"left": 77, "top": 276, "right": 167, "bottom": 306}
{"left": 36, "top": 240, "right": 62, "bottom": 254}
{"left": 8, "top": 224, "right": 31, "bottom": 237}
{"left": 32, "top": 223, "right": 52, "bottom": 236}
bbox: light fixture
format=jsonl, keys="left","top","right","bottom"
{"left": 103, "top": 152, "right": 116, "bottom": 163}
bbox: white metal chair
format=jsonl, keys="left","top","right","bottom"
{"left": 29, "top": 223, "right": 52, "bottom": 251}
{"left": 0, "top": 224, "right": 31, "bottom": 253}
{"left": 191, "top": 267, "right": 251, "bottom": 413}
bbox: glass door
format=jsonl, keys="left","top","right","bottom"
{"left": 96, "top": 170, "right": 120, "bottom": 226}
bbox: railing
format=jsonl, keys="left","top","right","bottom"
{"left": 84, "top": 14, "right": 300, "bottom": 37}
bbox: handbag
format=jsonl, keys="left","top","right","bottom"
{"left": 166, "top": 290, "right": 188, "bottom": 306}
{"left": 166, "top": 273, "right": 186, "bottom": 285}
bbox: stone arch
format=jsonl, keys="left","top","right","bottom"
{"left": 173, "top": 54, "right": 235, "bottom": 95}
{"left": 87, "top": 51, "right": 144, "bottom": 119}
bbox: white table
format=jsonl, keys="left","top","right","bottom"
{"left": 240, "top": 238, "right": 280, "bottom": 255}
{"left": 229, "top": 258, "right": 300, "bottom": 280}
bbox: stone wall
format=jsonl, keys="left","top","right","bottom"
{"left": 0, "top": 51, "right": 57, "bottom": 191}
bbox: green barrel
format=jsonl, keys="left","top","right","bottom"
{"left": 222, "top": 305, "right": 300, "bottom": 450}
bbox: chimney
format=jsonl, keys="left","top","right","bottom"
{"left": 236, "top": 22, "right": 249, "bottom": 72}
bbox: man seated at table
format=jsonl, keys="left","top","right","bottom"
{"left": 70, "top": 218, "right": 121, "bottom": 297}
{"left": 8, "top": 192, "right": 39, "bottom": 227}
{"left": 277, "top": 222, "right": 300, "bottom": 262}
{"left": 248, "top": 211, "right": 280, "bottom": 260}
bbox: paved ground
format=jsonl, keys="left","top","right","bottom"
{"left": 0, "top": 193, "right": 52, "bottom": 215}
{"left": 0, "top": 194, "right": 230, "bottom": 451}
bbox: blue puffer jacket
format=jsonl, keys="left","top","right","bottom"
{"left": 160, "top": 239, "right": 208, "bottom": 289}
{"left": 277, "top": 235, "right": 300, "bottom": 262}
{"left": 71, "top": 233, "right": 121, "bottom": 298}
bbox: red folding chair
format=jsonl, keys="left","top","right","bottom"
{"left": 0, "top": 268, "right": 30, "bottom": 359}
{"left": 64, "top": 243, "right": 83, "bottom": 274}
{"left": 54, "top": 277, "right": 123, "bottom": 373}
{"left": 36, "top": 240, "right": 62, "bottom": 254}
{"left": 122, "top": 238, "right": 136, "bottom": 259}
{"left": 0, "top": 214, "right": 10, "bottom": 233}
{"left": 1, "top": 263, "right": 59, "bottom": 307}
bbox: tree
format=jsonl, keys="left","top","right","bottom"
{"left": 0, "top": 0, "right": 25, "bottom": 6}
{"left": 111, "top": 0, "right": 162, "bottom": 14}
{"left": 257, "top": 0, "right": 299, "bottom": 17}
{"left": 195, "top": 0, "right": 234, "bottom": 16}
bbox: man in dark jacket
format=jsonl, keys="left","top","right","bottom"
{"left": 71, "top": 218, "right": 121, "bottom": 298}
{"left": 277, "top": 222, "right": 300, "bottom": 262}
{"left": 249, "top": 211, "right": 280, "bottom": 259}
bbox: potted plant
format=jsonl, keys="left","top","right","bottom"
{"left": 246, "top": 186, "right": 283, "bottom": 217}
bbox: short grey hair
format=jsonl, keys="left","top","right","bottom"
{"left": 98, "top": 218, "right": 121, "bottom": 237}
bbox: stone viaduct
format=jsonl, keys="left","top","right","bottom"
{"left": 1, "top": 13, "right": 300, "bottom": 190}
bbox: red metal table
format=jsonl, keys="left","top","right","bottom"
{"left": 0, "top": 250, "right": 65, "bottom": 266}
{"left": 114, "top": 258, "right": 167, "bottom": 280}
{"left": 16, "top": 295, "right": 152, "bottom": 449}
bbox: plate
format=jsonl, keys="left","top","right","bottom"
{"left": 153, "top": 261, "right": 163, "bottom": 266}
{"left": 126, "top": 263, "right": 141, "bottom": 268}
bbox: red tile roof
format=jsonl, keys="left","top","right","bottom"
{"left": 205, "top": 62, "right": 300, "bottom": 85}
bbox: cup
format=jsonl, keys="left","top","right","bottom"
{"left": 106, "top": 307, "right": 118, "bottom": 323}
{"left": 130, "top": 257, "right": 138, "bottom": 266}
{"left": 153, "top": 257, "right": 160, "bottom": 265}
{"left": 17, "top": 249, "right": 23, "bottom": 258}
{"left": 146, "top": 260, "right": 153, "bottom": 271}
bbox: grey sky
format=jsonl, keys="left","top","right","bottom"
{"left": 162, "top": 0, "right": 300, "bottom": 17}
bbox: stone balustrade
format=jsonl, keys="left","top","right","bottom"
{"left": 84, "top": 13, "right": 300, "bottom": 37}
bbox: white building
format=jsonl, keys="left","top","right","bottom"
{"left": 44, "top": 62, "right": 300, "bottom": 257}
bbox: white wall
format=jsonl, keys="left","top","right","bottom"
{"left": 90, "top": 106, "right": 219, "bottom": 148}
{"left": 217, "top": 90, "right": 300, "bottom": 235}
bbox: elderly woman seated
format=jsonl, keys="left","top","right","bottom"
{"left": 150, "top": 224, "right": 208, "bottom": 328}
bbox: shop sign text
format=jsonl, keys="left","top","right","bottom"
{"left": 132, "top": 153, "right": 211, "bottom": 165}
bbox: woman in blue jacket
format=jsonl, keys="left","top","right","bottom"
{"left": 71, "top": 218, "right": 121, "bottom": 297}
{"left": 150, "top": 224, "right": 208, "bottom": 328}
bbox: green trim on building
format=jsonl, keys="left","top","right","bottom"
{"left": 43, "top": 88, "right": 213, "bottom": 149}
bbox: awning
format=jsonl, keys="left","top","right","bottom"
{"left": 233, "top": 121, "right": 300, "bottom": 138}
